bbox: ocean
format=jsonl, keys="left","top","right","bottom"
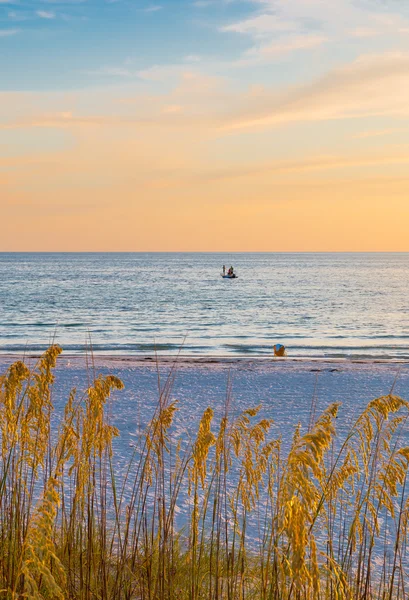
{"left": 1, "top": 252, "right": 409, "bottom": 359}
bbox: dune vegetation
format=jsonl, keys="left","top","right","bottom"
{"left": 1, "top": 346, "right": 409, "bottom": 599}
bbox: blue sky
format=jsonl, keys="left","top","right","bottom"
{"left": 2, "top": 0, "right": 408, "bottom": 91}
{"left": 0, "top": 0, "right": 254, "bottom": 89}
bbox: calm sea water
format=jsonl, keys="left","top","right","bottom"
{"left": 1, "top": 252, "right": 409, "bottom": 359}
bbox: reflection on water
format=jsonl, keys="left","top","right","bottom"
{"left": 1, "top": 252, "right": 409, "bottom": 358}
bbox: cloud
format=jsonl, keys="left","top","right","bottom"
{"left": 0, "top": 111, "right": 142, "bottom": 130}
{"left": 84, "top": 66, "right": 139, "bottom": 78}
{"left": 2, "top": 53, "right": 409, "bottom": 252}
{"left": 36, "top": 10, "right": 56, "bottom": 19}
{"left": 162, "top": 105, "right": 183, "bottom": 114}
{"left": 7, "top": 10, "right": 30, "bottom": 21}
{"left": 0, "top": 28, "right": 19, "bottom": 36}
{"left": 137, "top": 64, "right": 194, "bottom": 81}
{"left": 242, "top": 0, "right": 409, "bottom": 33}
{"left": 222, "top": 52, "right": 409, "bottom": 131}
{"left": 221, "top": 14, "right": 299, "bottom": 36}
{"left": 237, "top": 34, "right": 328, "bottom": 65}
{"left": 349, "top": 27, "right": 379, "bottom": 38}
{"left": 35, "top": 0, "right": 86, "bottom": 4}
{"left": 142, "top": 4, "right": 162, "bottom": 13}
{"left": 184, "top": 54, "right": 201, "bottom": 63}
{"left": 351, "top": 128, "right": 409, "bottom": 140}
{"left": 3, "top": 50, "right": 409, "bottom": 137}
{"left": 192, "top": 1, "right": 214, "bottom": 7}
{"left": 186, "top": 151, "right": 409, "bottom": 185}
{"left": 220, "top": 0, "right": 409, "bottom": 64}
{"left": 87, "top": 62, "right": 200, "bottom": 82}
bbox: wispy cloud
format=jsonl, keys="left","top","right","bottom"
{"left": 36, "top": 10, "right": 56, "bottom": 19}
{"left": 7, "top": 10, "right": 30, "bottom": 22}
{"left": 221, "top": 13, "right": 299, "bottom": 36}
{"left": 351, "top": 128, "right": 409, "bottom": 140}
{"left": 137, "top": 64, "right": 193, "bottom": 81}
{"left": 185, "top": 54, "right": 201, "bottom": 63}
{"left": 142, "top": 5, "right": 162, "bottom": 13}
{"left": 236, "top": 34, "right": 328, "bottom": 65}
{"left": 0, "top": 28, "right": 19, "bottom": 36}
{"left": 4, "top": 50, "right": 408, "bottom": 136}
{"left": 220, "top": 0, "right": 409, "bottom": 64}
{"left": 192, "top": 152, "right": 409, "bottom": 183}
{"left": 192, "top": 1, "right": 215, "bottom": 7}
{"left": 221, "top": 52, "right": 409, "bottom": 131}
{"left": 162, "top": 104, "right": 183, "bottom": 114}
{"left": 84, "top": 66, "right": 139, "bottom": 78}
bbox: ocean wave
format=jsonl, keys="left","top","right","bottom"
{"left": 1, "top": 340, "right": 409, "bottom": 360}
{"left": 2, "top": 253, "right": 409, "bottom": 360}
{"left": 0, "top": 322, "right": 87, "bottom": 328}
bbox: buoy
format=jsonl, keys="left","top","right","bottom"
{"left": 273, "top": 344, "right": 287, "bottom": 357}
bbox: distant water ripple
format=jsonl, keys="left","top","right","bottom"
{"left": 1, "top": 252, "right": 409, "bottom": 359}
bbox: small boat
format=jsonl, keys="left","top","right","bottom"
{"left": 221, "top": 274, "right": 237, "bottom": 279}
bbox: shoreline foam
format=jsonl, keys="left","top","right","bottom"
{"left": 0, "top": 352, "right": 407, "bottom": 367}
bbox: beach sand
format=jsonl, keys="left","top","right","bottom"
{"left": 1, "top": 354, "right": 408, "bottom": 443}
{"left": 2, "top": 353, "right": 409, "bottom": 530}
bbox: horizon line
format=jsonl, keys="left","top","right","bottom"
{"left": 1, "top": 251, "right": 409, "bottom": 255}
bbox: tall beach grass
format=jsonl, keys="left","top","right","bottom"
{"left": 1, "top": 346, "right": 409, "bottom": 599}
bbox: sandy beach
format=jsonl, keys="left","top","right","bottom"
{"left": 2, "top": 351, "right": 409, "bottom": 593}
{"left": 2, "top": 353, "right": 408, "bottom": 450}
{"left": 2, "top": 351, "right": 408, "bottom": 518}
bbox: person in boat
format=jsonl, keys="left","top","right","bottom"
{"left": 228, "top": 266, "right": 234, "bottom": 276}
{"left": 223, "top": 265, "right": 226, "bottom": 275}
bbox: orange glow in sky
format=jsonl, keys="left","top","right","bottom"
{"left": 2, "top": 1, "right": 409, "bottom": 251}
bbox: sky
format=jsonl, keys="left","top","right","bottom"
{"left": 1, "top": 0, "right": 409, "bottom": 251}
